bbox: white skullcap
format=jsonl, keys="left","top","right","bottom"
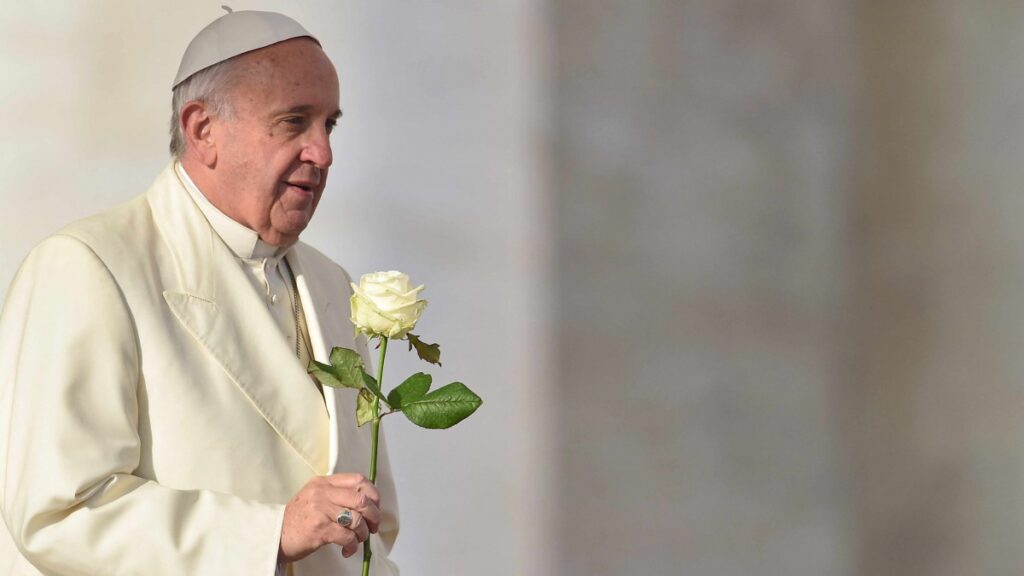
{"left": 172, "top": 7, "right": 318, "bottom": 89}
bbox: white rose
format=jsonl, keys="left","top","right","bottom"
{"left": 350, "top": 271, "right": 427, "bottom": 339}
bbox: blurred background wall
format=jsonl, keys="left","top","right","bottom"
{"left": 850, "top": 3, "right": 1024, "bottom": 575}
{"left": 551, "top": 2, "right": 855, "bottom": 574}
{"left": 4, "top": 1, "right": 1024, "bottom": 576}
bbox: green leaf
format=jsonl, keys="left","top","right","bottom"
{"left": 401, "top": 382, "right": 482, "bottom": 429}
{"left": 317, "top": 344, "right": 366, "bottom": 389}
{"left": 407, "top": 333, "right": 442, "bottom": 366}
{"left": 387, "top": 372, "right": 432, "bottom": 409}
{"left": 308, "top": 352, "right": 363, "bottom": 390}
{"left": 361, "top": 370, "right": 389, "bottom": 407}
{"left": 308, "top": 360, "right": 345, "bottom": 389}
{"left": 356, "top": 388, "right": 375, "bottom": 427}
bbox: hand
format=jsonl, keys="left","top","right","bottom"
{"left": 278, "top": 473, "right": 382, "bottom": 563}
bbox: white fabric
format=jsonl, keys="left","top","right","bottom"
{"left": 175, "top": 162, "right": 304, "bottom": 365}
{"left": 175, "top": 163, "right": 312, "bottom": 576}
{"left": 0, "top": 164, "right": 400, "bottom": 575}
{"left": 173, "top": 10, "right": 318, "bottom": 88}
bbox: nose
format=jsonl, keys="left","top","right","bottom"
{"left": 301, "top": 127, "right": 333, "bottom": 169}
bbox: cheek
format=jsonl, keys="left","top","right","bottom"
{"left": 221, "top": 127, "right": 270, "bottom": 169}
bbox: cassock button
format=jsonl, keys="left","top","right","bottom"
{"left": 271, "top": 293, "right": 279, "bottom": 305}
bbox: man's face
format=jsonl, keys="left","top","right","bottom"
{"left": 212, "top": 38, "right": 340, "bottom": 246}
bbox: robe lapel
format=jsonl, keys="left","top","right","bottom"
{"left": 147, "top": 164, "right": 330, "bottom": 475}
{"left": 287, "top": 246, "right": 362, "bottom": 473}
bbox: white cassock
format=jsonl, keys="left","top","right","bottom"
{"left": 0, "top": 163, "right": 400, "bottom": 575}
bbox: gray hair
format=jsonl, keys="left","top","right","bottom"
{"left": 168, "top": 59, "right": 239, "bottom": 158}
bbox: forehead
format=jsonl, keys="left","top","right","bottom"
{"left": 230, "top": 38, "right": 339, "bottom": 112}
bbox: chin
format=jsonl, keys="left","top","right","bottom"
{"left": 273, "top": 225, "right": 310, "bottom": 245}
{"left": 269, "top": 210, "right": 314, "bottom": 239}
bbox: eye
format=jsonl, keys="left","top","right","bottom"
{"left": 283, "top": 116, "right": 306, "bottom": 127}
{"left": 326, "top": 119, "right": 338, "bottom": 134}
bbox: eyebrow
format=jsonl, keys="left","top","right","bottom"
{"left": 277, "top": 105, "right": 343, "bottom": 119}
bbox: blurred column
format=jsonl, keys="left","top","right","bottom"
{"left": 551, "top": 2, "right": 857, "bottom": 574}
{"left": 850, "top": 3, "right": 1024, "bottom": 575}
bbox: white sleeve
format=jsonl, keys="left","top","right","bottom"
{"left": 0, "top": 235, "right": 284, "bottom": 575}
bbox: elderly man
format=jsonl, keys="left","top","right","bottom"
{"left": 0, "top": 10, "right": 399, "bottom": 575}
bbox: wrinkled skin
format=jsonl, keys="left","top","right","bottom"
{"left": 179, "top": 37, "right": 341, "bottom": 247}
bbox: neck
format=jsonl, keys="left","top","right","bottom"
{"left": 179, "top": 155, "right": 243, "bottom": 225}
{"left": 178, "top": 155, "right": 295, "bottom": 248}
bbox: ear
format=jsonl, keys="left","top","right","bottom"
{"left": 180, "top": 101, "right": 218, "bottom": 167}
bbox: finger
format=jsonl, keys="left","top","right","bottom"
{"left": 332, "top": 508, "right": 369, "bottom": 542}
{"left": 325, "top": 473, "right": 381, "bottom": 504}
{"left": 322, "top": 522, "right": 360, "bottom": 558}
{"left": 324, "top": 473, "right": 367, "bottom": 488}
{"left": 351, "top": 515, "right": 370, "bottom": 542}
{"left": 325, "top": 489, "right": 382, "bottom": 533}
{"left": 324, "top": 487, "right": 366, "bottom": 509}
{"left": 359, "top": 501, "right": 381, "bottom": 533}
{"left": 354, "top": 480, "right": 381, "bottom": 505}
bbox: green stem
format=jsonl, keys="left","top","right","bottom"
{"left": 362, "top": 336, "right": 388, "bottom": 576}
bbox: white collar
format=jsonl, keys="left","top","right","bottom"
{"left": 175, "top": 161, "right": 287, "bottom": 261}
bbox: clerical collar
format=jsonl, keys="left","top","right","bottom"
{"left": 175, "top": 162, "right": 288, "bottom": 260}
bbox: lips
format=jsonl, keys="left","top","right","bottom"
{"left": 285, "top": 181, "right": 317, "bottom": 193}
